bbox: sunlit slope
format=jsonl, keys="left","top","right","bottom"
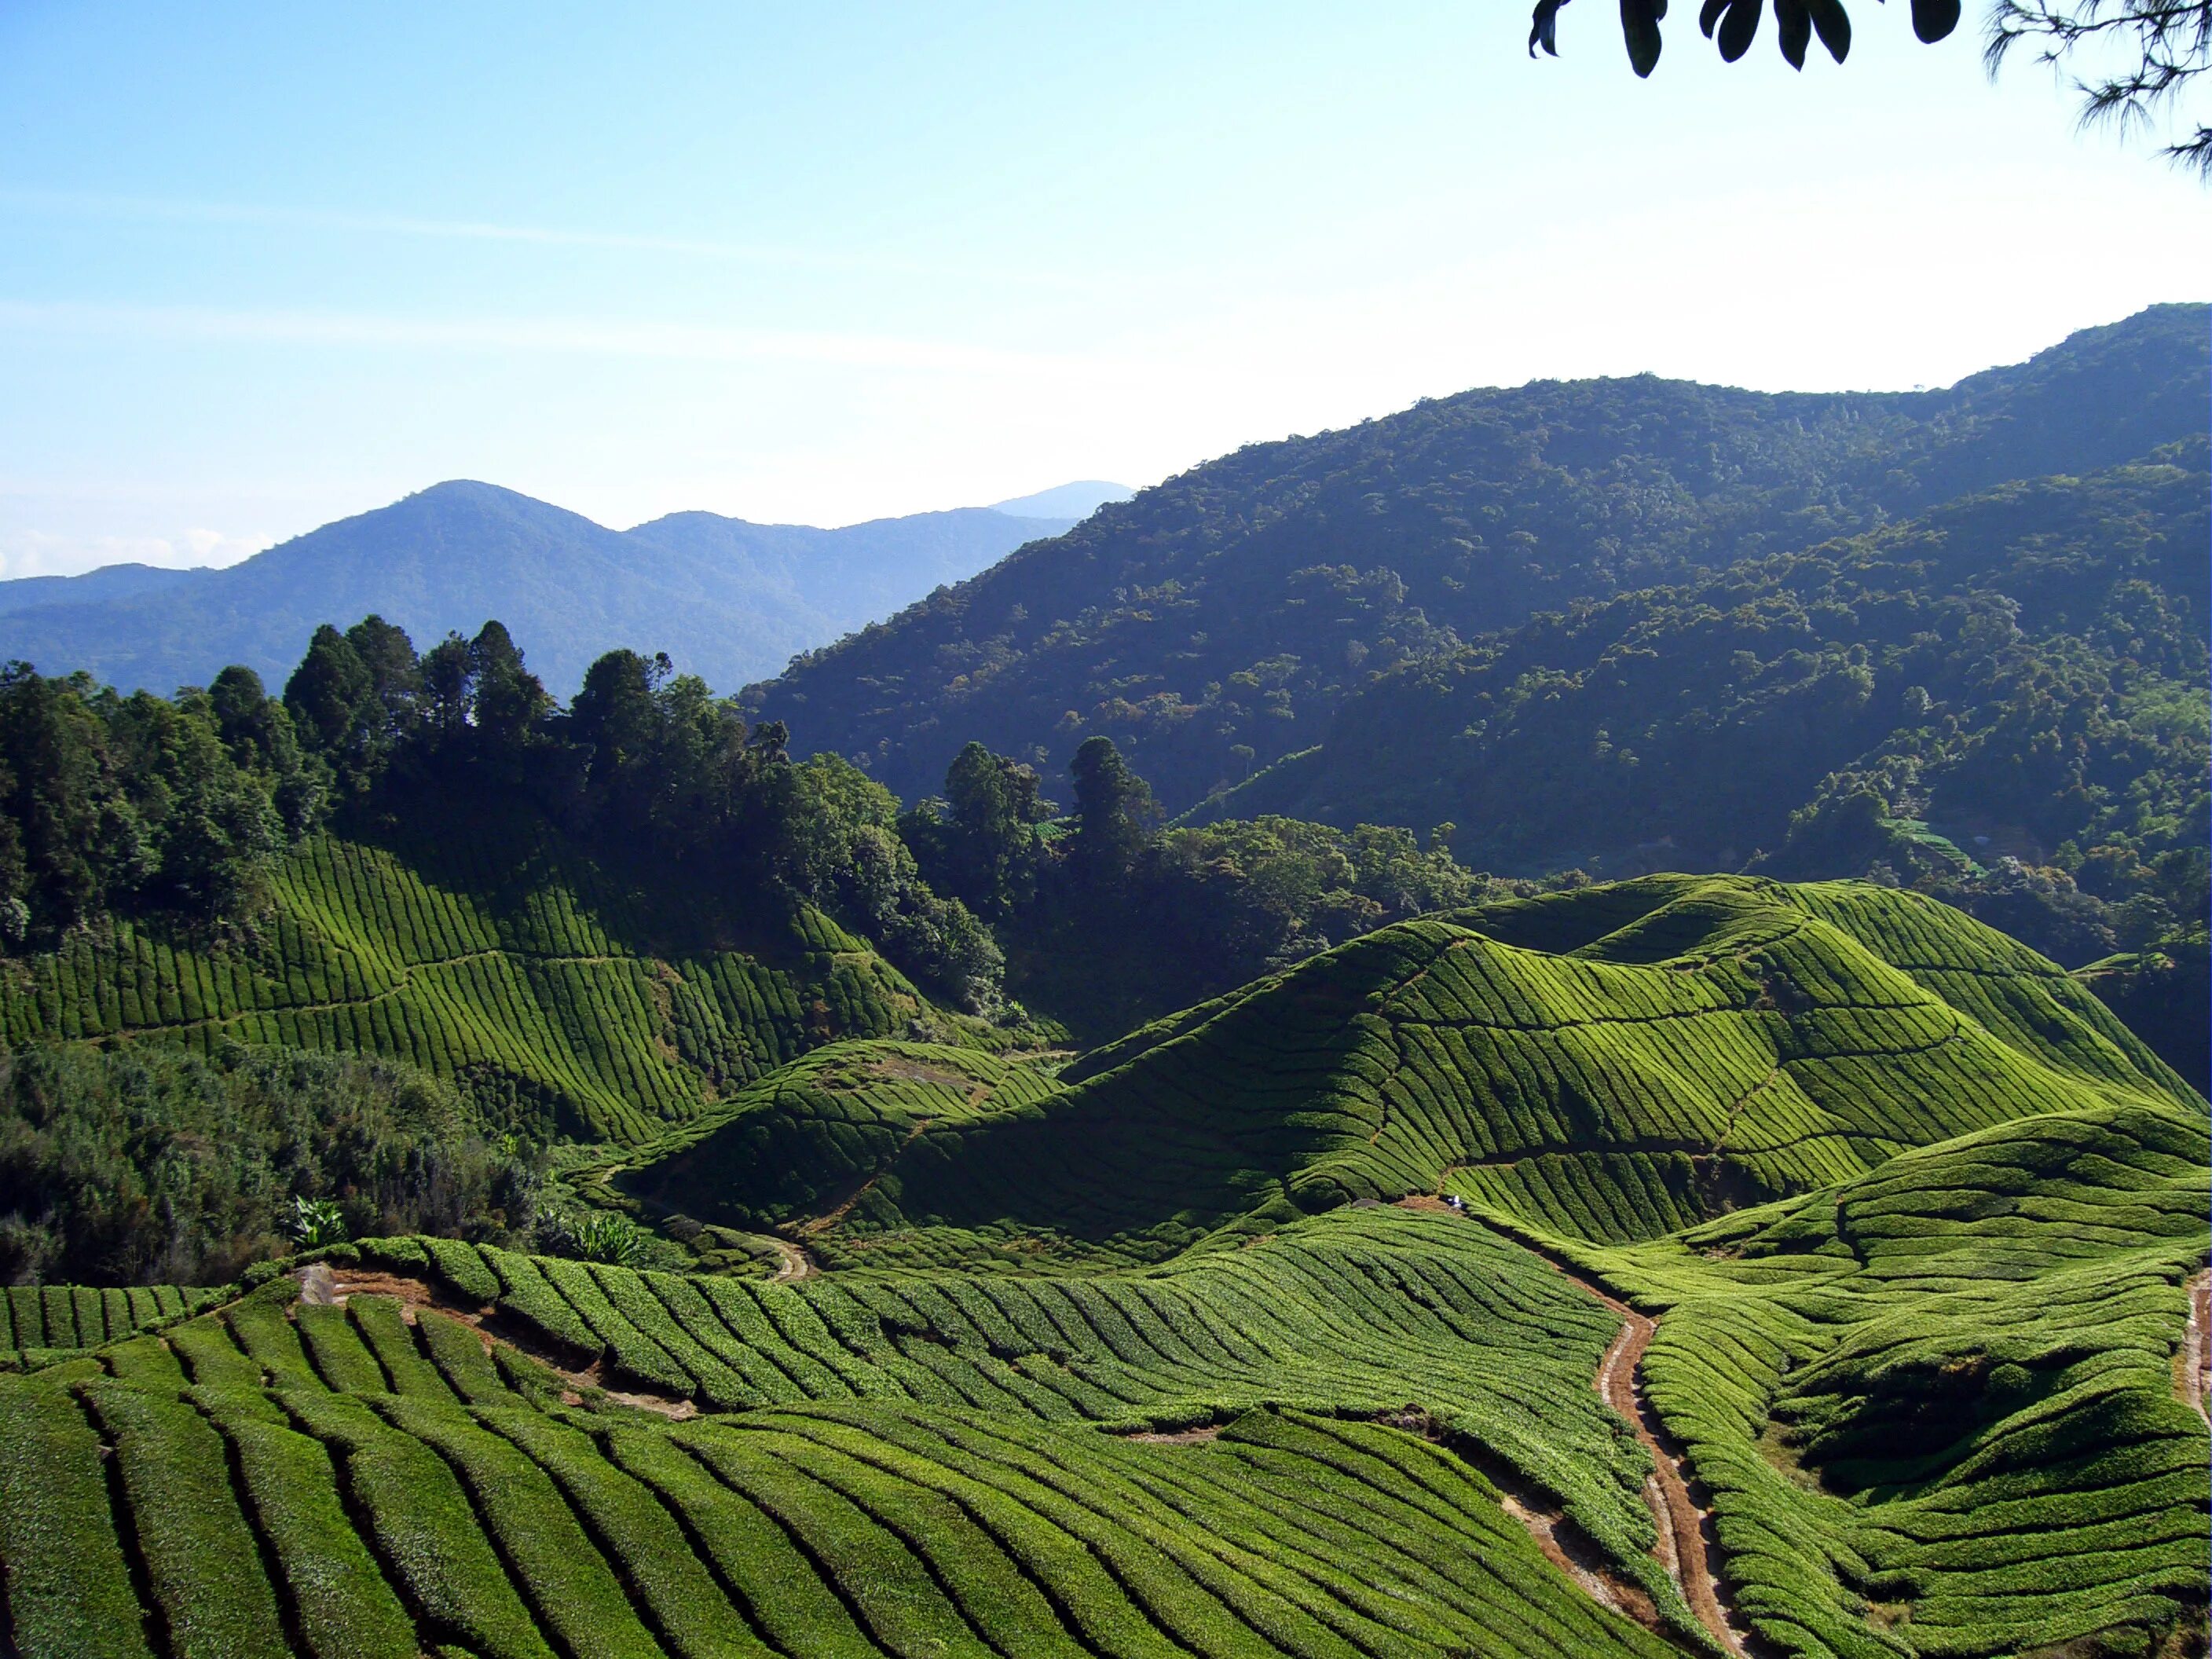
{"left": 0, "top": 1284, "right": 225, "bottom": 1372}
{"left": 0, "top": 810, "right": 938, "bottom": 1145}
{"left": 1595, "top": 1097, "right": 2210, "bottom": 1658}
{"left": 646, "top": 875, "right": 2198, "bottom": 1263}
{"left": 0, "top": 1214, "right": 1688, "bottom": 1659}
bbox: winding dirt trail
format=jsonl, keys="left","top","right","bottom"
{"left": 1399, "top": 1199, "right": 1759, "bottom": 1654}
{"left": 2181, "top": 1269, "right": 2210, "bottom": 1423}
{"left": 1586, "top": 1295, "right": 1757, "bottom": 1657}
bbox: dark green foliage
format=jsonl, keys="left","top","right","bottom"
{"left": 0, "top": 661, "right": 312, "bottom": 948}
{"left": 753, "top": 306, "right": 2207, "bottom": 815}
{"left": 4, "top": 606, "right": 1004, "bottom": 1011}
{"left": 2077, "top": 934, "right": 2210, "bottom": 1093}
{"left": 0, "top": 1042, "right": 536, "bottom": 1285}
{"left": 1203, "top": 446, "right": 2210, "bottom": 969}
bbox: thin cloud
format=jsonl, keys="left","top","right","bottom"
{"left": 0, "top": 187, "right": 1112, "bottom": 294}
{"left": 0, "top": 297, "right": 1107, "bottom": 376}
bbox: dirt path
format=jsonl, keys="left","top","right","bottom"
{"left": 293, "top": 1262, "right": 699, "bottom": 1418}
{"left": 2181, "top": 1269, "right": 2210, "bottom": 1424}
{"left": 1397, "top": 1199, "right": 1759, "bottom": 1655}
{"left": 1587, "top": 1299, "right": 1756, "bottom": 1656}
{"left": 764, "top": 1236, "right": 817, "bottom": 1283}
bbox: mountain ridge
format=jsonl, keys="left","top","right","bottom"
{"left": 745, "top": 304, "right": 2210, "bottom": 812}
{"left": 0, "top": 480, "right": 1082, "bottom": 696}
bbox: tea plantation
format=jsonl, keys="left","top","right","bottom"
{"left": 0, "top": 807, "right": 949, "bottom": 1147}
{"left": 0, "top": 873, "right": 2203, "bottom": 1657}
{"left": 634, "top": 876, "right": 2192, "bottom": 1269}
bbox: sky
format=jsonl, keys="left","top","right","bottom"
{"left": 1, "top": 2, "right": 2206, "bottom": 579}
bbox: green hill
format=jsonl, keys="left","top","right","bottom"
{"left": 749, "top": 306, "right": 2208, "bottom": 815}
{"left": 1, "top": 1095, "right": 2199, "bottom": 1657}
{"left": 628, "top": 875, "right": 2198, "bottom": 1269}
{"left": 1183, "top": 445, "right": 2209, "bottom": 955}
{"left": 0, "top": 800, "right": 952, "bottom": 1149}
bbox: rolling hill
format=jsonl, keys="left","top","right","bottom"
{"left": 624, "top": 873, "right": 2197, "bottom": 1267}
{"left": 0, "top": 793, "right": 969, "bottom": 1150}
{"left": 0, "top": 870, "right": 2202, "bottom": 1658}
{"left": 0, "top": 483, "right": 1079, "bottom": 698}
{"left": 746, "top": 305, "right": 2209, "bottom": 814}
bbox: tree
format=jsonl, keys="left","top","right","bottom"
{"left": 1987, "top": 0, "right": 2211, "bottom": 174}
{"left": 344, "top": 615, "right": 423, "bottom": 760}
{"left": 1531, "top": 0, "right": 2208, "bottom": 175}
{"left": 284, "top": 624, "right": 374, "bottom": 763}
{"left": 465, "top": 621, "right": 551, "bottom": 772}
{"left": 1068, "top": 737, "right": 1157, "bottom": 892}
{"left": 940, "top": 742, "right": 1055, "bottom": 919}
{"left": 1529, "top": 0, "right": 1961, "bottom": 75}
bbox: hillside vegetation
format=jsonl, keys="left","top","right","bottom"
{"left": 750, "top": 306, "right": 2207, "bottom": 813}
{"left": 0, "top": 873, "right": 2202, "bottom": 1656}
{"left": 1192, "top": 443, "right": 2209, "bottom": 966}
{"left": 628, "top": 875, "right": 2196, "bottom": 1269}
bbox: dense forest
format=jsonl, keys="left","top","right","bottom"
{"left": 749, "top": 305, "right": 2207, "bottom": 810}
{"left": 1203, "top": 441, "right": 2210, "bottom": 966}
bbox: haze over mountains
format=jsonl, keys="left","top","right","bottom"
{"left": 0, "top": 484, "right": 1119, "bottom": 697}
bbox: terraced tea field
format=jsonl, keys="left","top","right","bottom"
{"left": 0, "top": 808, "right": 947, "bottom": 1144}
{"left": 1, "top": 874, "right": 2203, "bottom": 1657}
{"left": 0, "top": 1284, "right": 225, "bottom": 1372}
{"left": 635, "top": 876, "right": 2192, "bottom": 1268}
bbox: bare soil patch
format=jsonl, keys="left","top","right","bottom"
{"left": 2180, "top": 1269, "right": 2210, "bottom": 1424}
{"left": 291, "top": 1261, "right": 700, "bottom": 1418}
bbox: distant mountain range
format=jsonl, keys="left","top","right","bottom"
{"left": 0, "top": 482, "right": 1127, "bottom": 696}
{"left": 988, "top": 481, "right": 1133, "bottom": 518}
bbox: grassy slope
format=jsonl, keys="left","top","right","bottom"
{"left": 1587, "top": 1099, "right": 2210, "bottom": 1658}
{"left": 635, "top": 875, "right": 2195, "bottom": 1269}
{"left": 0, "top": 802, "right": 948, "bottom": 1147}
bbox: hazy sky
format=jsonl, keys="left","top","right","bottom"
{"left": 2, "top": 2, "right": 2206, "bottom": 577}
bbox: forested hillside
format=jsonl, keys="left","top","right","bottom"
{"left": 0, "top": 482, "right": 1074, "bottom": 698}
{"left": 750, "top": 305, "right": 2207, "bottom": 811}
{"left": 1195, "top": 441, "right": 2209, "bottom": 961}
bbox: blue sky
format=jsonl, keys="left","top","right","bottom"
{"left": 2, "top": 1, "right": 2205, "bottom": 577}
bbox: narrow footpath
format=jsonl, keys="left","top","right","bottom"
{"left": 1400, "top": 1197, "right": 1760, "bottom": 1655}
{"left": 2182, "top": 1268, "right": 2210, "bottom": 1424}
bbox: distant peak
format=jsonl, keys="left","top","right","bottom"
{"left": 989, "top": 481, "right": 1135, "bottom": 520}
